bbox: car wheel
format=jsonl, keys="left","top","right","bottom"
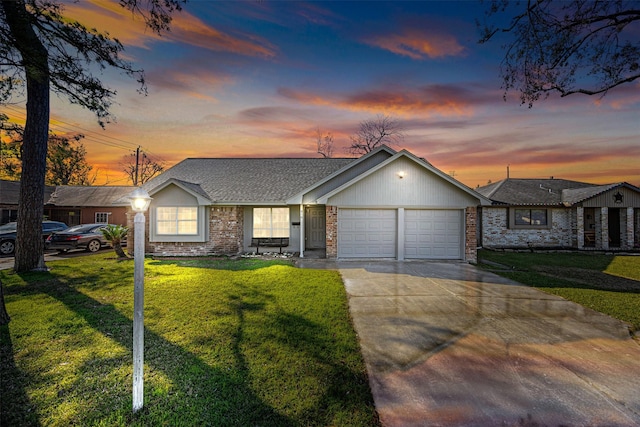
{"left": 86, "top": 239, "right": 101, "bottom": 252}
{"left": 0, "top": 239, "right": 15, "bottom": 255}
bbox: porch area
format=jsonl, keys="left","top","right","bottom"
{"left": 578, "top": 206, "right": 639, "bottom": 250}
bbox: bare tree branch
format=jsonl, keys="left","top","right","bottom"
{"left": 347, "top": 114, "right": 404, "bottom": 156}
{"left": 479, "top": 0, "right": 640, "bottom": 106}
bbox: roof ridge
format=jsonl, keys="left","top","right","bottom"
{"left": 484, "top": 178, "right": 508, "bottom": 199}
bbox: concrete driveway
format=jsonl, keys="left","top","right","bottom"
{"left": 297, "top": 259, "right": 640, "bottom": 426}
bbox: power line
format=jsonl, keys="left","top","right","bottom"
{"left": 2, "top": 105, "right": 169, "bottom": 169}
{"left": 3, "top": 105, "right": 138, "bottom": 151}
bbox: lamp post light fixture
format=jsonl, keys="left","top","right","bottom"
{"left": 128, "top": 188, "right": 152, "bottom": 413}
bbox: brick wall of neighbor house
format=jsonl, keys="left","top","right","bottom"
{"left": 465, "top": 207, "right": 477, "bottom": 263}
{"left": 150, "top": 206, "right": 244, "bottom": 256}
{"left": 482, "top": 207, "right": 573, "bottom": 248}
{"left": 635, "top": 209, "right": 640, "bottom": 248}
{"left": 326, "top": 205, "right": 338, "bottom": 258}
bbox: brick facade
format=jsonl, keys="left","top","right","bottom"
{"left": 481, "top": 206, "right": 640, "bottom": 250}
{"left": 137, "top": 206, "right": 244, "bottom": 257}
{"left": 209, "top": 206, "right": 244, "bottom": 253}
{"left": 481, "top": 207, "right": 573, "bottom": 248}
{"left": 325, "top": 205, "right": 338, "bottom": 259}
{"left": 465, "top": 207, "right": 477, "bottom": 263}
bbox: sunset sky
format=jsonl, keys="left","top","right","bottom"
{"left": 5, "top": 0, "right": 640, "bottom": 188}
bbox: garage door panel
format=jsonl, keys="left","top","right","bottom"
{"left": 338, "top": 209, "right": 397, "bottom": 258}
{"left": 338, "top": 208, "right": 463, "bottom": 260}
{"left": 405, "top": 209, "right": 462, "bottom": 259}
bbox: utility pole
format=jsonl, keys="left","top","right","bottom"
{"left": 134, "top": 146, "right": 140, "bottom": 186}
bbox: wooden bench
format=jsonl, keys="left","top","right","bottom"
{"left": 250, "top": 237, "right": 289, "bottom": 254}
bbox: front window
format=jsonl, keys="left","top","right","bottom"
{"left": 156, "top": 207, "right": 198, "bottom": 235}
{"left": 513, "top": 208, "right": 548, "bottom": 227}
{"left": 95, "top": 212, "right": 110, "bottom": 223}
{"left": 253, "top": 207, "right": 289, "bottom": 238}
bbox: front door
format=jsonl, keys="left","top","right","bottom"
{"left": 305, "top": 206, "right": 326, "bottom": 249}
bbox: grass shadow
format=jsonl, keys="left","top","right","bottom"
{"left": 4, "top": 271, "right": 295, "bottom": 426}
{"left": 148, "top": 256, "right": 294, "bottom": 271}
{"left": 2, "top": 261, "right": 378, "bottom": 426}
{"left": 1, "top": 324, "right": 42, "bottom": 427}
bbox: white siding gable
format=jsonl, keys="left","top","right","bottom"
{"left": 323, "top": 157, "right": 480, "bottom": 208}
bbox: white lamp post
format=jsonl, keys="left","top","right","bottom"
{"left": 128, "top": 188, "right": 152, "bottom": 413}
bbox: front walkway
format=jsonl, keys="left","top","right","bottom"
{"left": 297, "top": 259, "right": 640, "bottom": 426}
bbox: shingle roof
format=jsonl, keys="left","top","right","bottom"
{"left": 1, "top": 180, "right": 56, "bottom": 205}
{"left": 476, "top": 178, "right": 597, "bottom": 206}
{"left": 562, "top": 182, "right": 640, "bottom": 205}
{"left": 47, "top": 186, "right": 135, "bottom": 206}
{"left": 142, "top": 158, "right": 355, "bottom": 204}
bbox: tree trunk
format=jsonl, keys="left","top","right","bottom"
{"left": 0, "top": 280, "right": 10, "bottom": 325}
{"left": 1, "top": 0, "right": 51, "bottom": 272}
{"left": 113, "top": 242, "right": 128, "bottom": 259}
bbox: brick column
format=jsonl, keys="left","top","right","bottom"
{"left": 626, "top": 207, "right": 634, "bottom": 250}
{"left": 601, "top": 207, "right": 609, "bottom": 250}
{"left": 465, "top": 207, "right": 477, "bottom": 264}
{"left": 125, "top": 208, "right": 151, "bottom": 255}
{"left": 210, "top": 206, "right": 244, "bottom": 254}
{"left": 325, "top": 206, "right": 338, "bottom": 259}
{"left": 576, "top": 206, "right": 584, "bottom": 249}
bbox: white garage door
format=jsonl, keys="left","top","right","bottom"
{"left": 338, "top": 209, "right": 396, "bottom": 258}
{"left": 404, "top": 209, "right": 462, "bottom": 259}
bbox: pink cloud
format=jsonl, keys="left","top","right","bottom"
{"left": 363, "top": 29, "right": 465, "bottom": 59}
{"left": 63, "top": 1, "right": 277, "bottom": 58}
{"left": 278, "top": 84, "right": 496, "bottom": 116}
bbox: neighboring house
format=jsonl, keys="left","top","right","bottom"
{"left": 0, "top": 180, "right": 56, "bottom": 224}
{"left": 46, "top": 185, "right": 134, "bottom": 226}
{"left": 476, "top": 178, "right": 640, "bottom": 251}
{"left": 133, "top": 146, "right": 490, "bottom": 262}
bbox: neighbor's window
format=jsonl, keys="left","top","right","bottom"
{"left": 253, "top": 207, "right": 289, "bottom": 238}
{"left": 156, "top": 207, "right": 198, "bottom": 235}
{"left": 95, "top": 212, "right": 110, "bottom": 223}
{"left": 513, "top": 208, "right": 548, "bottom": 227}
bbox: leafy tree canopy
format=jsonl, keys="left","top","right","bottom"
{"left": 0, "top": 0, "right": 183, "bottom": 272}
{"left": 1, "top": 118, "right": 95, "bottom": 185}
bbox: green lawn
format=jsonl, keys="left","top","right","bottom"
{"left": 478, "top": 250, "right": 640, "bottom": 332}
{"left": 0, "top": 254, "right": 379, "bottom": 427}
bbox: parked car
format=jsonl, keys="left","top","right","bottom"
{"left": 45, "top": 223, "right": 113, "bottom": 253}
{"left": 0, "top": 220, "right": 68, "bottom": 255}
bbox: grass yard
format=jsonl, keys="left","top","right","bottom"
{"left": 0, "top": 254, "right": 379, "bottom": 427}
{"left": 478, "top": 250, "right": 640, "bottom": 332}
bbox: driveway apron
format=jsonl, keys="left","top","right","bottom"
{"left": 300, "top": 260, "right": 640, "bottom": 426}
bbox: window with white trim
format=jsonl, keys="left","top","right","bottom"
{"left": 156, "top": 207, "right": 198, "bottom": 235}
{"left": 95, "top": 212, "right": 110, "bottom": 223}
{"left": 253, "top": 207, "right": 289, "bottom": 238}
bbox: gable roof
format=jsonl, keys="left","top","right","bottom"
{"left": 562, "top": 182, "right": 640, "bottom": 206}
{"left": 475, "top": 178, "right": 639, "bottom": 206}
{"left": 143, "top": 157, "right": 355, "bottom": 204}
{"left": 286, "top": 145, "right": 397, "bottom": 204}
{"left": 317, "top": 149, "right": 492, "bottom": 205}
{"left": 47, "top": 185, "right": 135, "bottom": 207}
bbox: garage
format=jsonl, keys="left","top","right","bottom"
{"left": 404, "top": 209, "right": 462, "bottom": 259}
{"left": 338, "top": 209, "right": 396, "bottom": 258}
{"left": 317, "top": 150, "right": 489, "bottom": 262}
{"left": 337, "top": 208, "right": 463, "bottom": 259}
